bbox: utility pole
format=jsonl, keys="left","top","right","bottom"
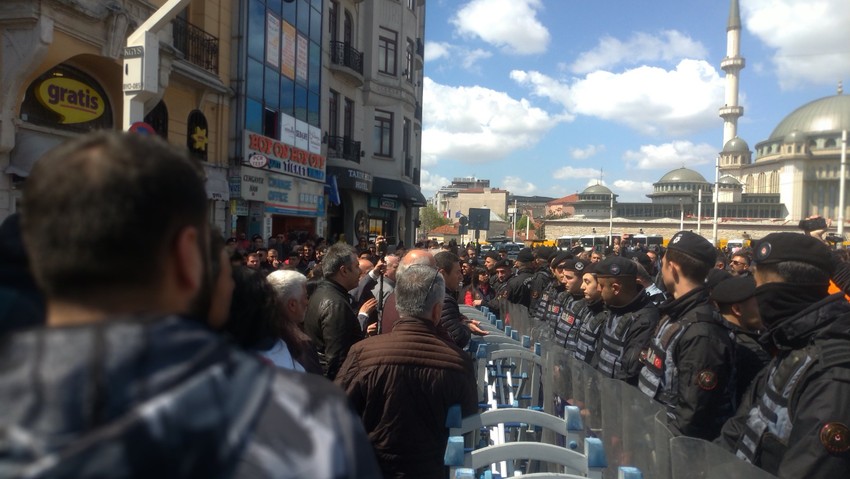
{"left": 840, "top": 130, "right": 847, "bottom": 236}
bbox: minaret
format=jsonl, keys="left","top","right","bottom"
{"left": 719, "top": 0, "right": 745, "bottom": 146}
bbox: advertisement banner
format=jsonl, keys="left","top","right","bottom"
{"left": 296, "top": 34, "right": 309, "bottom": 84}
{"left": 294, "top": 119, "right": 309, "bottom": 151}
{"left": 266, "top": 13, "right": 280, "bottom": 68}
{"left": 280, "top": 113, "right": 296, "bottom": 145}
{"left": 239, "top": 168, "right": 267, "bottom": 201}
{"left": 281, "top": 21, "right": 296, "bottom": 79}
{"left": 265, "top": 172, "right": 323, "bottom": 217}
{"left": 308, "top": 125, "right": 321, "bottom": 154}
{"left": 243, "top": 130, "right": 326, "bottom": 183}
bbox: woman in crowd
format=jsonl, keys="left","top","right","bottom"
{"left": 463, "top": 267, "right": 495, "bottom": 307}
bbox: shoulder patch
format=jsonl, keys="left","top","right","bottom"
{"left": 531, "top": 290, "right": 540, "bottom": 299}
{"left": 820, "top": 422, "right": 850, "bottom": 454}
{"left": 696, "top": 369, "right": 718, "bottom": 390}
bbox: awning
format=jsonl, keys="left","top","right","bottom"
{"left": 6, "top": 129, "right": 69, "bottom": 177}
{"left": 372, "top": 176, "right": 427, "bottom": 206}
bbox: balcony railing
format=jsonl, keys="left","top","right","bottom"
{"left": 416, "top": 38, "right": 424, "bottom": 57}
{"left": 330, "top": 41, "right": 364, "bottom": 75}
{"left": 415, "top": 102, "right": 422, "bottom": 121}
{"left": 173, "top": 17, "right": 219, "bottom": 74}
{"left": 328, "top": 136, "right": 361, "bottom": 163}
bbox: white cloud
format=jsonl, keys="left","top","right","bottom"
{"left": 425, "top": 42, "right": 493, "bottom": 71}
{"left": 570, "top": 30, "right": 708, "bottom": 74}
{"left": 502, "top": 176, "right": 536, "bottom": 195}
{"left": 570, "top": 144, "right": 605, "bottom": 160}
{"left": 743, "top": 0, "right": 850, "bottom": 89}
{"left": 451, "top": 0, "right": 550, "bottom": 55}
{"left": 623, "top": 141, "right": 716, "bottom": 170}
{"left": 513, "top": 60, "right": 725, "bottom": 137}
{"left": 419, "top": 169, "right": 450, "bottom": 197}
{"left": 422, "top": 77, "right": 564, "bottom": 164}
{"left": 553, "top": 166, "right": 601, "bottom": 180}
{"left": 612, "top": 180, "right": 654, "bottom": 193}
{"left": 424, "top": 42, "right": 452, "bottom": 62}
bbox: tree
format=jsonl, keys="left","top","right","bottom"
{"left": 515, "top": 214, "right": 536, "bottom": 234}
{"left": 419, "top": 205, "right": 450, "bottom": 233}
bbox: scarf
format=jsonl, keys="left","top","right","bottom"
{"left": 754, "top": 282, "right": 828, "bottom": 328}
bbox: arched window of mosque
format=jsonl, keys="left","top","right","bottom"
{"left": 771, "top": 171, "right": 779, "bottom": 192}
{"left": 826, "top": 138, "right": 836, "bottom": 148}
{"left": 144, "top": 101, "right": 168, "bottom": 138}
{"left": 186, "top": 110, "right": 209, "bottom": 160}
{"left": 19, "top": 64, "right": 113, "bottom": 132}
{"left": 758, "top": 173, "right": 766, "bottom": 193}
{"left": 808, "top": 139, "right": 817, "bottom": 150}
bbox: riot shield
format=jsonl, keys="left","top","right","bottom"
{"left": 669, "top": 435, "right": 778, "bottom": 479}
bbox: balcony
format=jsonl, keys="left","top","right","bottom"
{"left": 415, "top": 102, "right": 422, "bottom": 121}
{"left": 172, "top": 17, "right": 219, "bottom": 74}
{"left": 413, "top": 167, "right": 420, "bottom": 186}
{"left": 329, "top": 41, "right": 364, "bottom": 85}
{"left": 327, "top": 136, "right": 361, "bottom": 163}
{"left": 415, "top": 38, "right": 424, "bottom": 69}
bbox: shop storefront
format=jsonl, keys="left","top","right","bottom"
{"left": 371, "top": 176, "right": 427, "bottom": 246}
{"left": 325, "top": 165, "right": 372, "bottom": 244}
{"left": 229, "top": 127, "right": 325, "bottom": 239}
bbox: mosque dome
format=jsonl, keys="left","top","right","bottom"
{"left": 769, "top": 94, "right": 850, "bottom": 140}
{"left": 718, "top": 175, "right": 741, "bottom": 185}
{"left": 581, "top": 184, "right": 613, "bottom": 195}
{"left": 783, "top": 129, "right": 808, "bottom": 143}
{"left": 722, "top": 137, "right": 749, "bottom": 153}
{"left": 657, "top": 167, "right": 709, "bottom": 184}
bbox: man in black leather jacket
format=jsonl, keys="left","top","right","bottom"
{"left": 0, "top": 132, "right": 380, "bottom": 478}
{"left": 716, "top": 233, "right": 850, "bottom": 478}
{"left": 435, "top": 251, "right": 471, "bottom": 348}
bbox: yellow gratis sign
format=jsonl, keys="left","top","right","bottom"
{"left": 36, "top": 77, "right": 105, "bottom": 124}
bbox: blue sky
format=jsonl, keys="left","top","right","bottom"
{"left": 420, "top": 0, "right": 850, "bottom": 201}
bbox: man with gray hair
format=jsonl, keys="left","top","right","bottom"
{"left": 335, "top": 264, "right": 478, "bottom": 478}
{"left": 305, "top": 242, "right": 372, "bottom": 379}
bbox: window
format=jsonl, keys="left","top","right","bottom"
{"left": 403, "top": 118, "right": 412, "bottom": 175}
{"left": 378, "top": 27, "right": 397, "bottom": 75}
{"left": 344, "top": 10, "right": 353, "bottom": 45}
{"left": 407, "top": 0, "right": 415, "bottom": 9}
{"left": 263, "top": 108, "right": 278, "bottom": 138}
{"left": 329, "top": 1, "right": 338, "bottom": 42}
{"left": 344, "top": 97, "right": 354, "bottom": 138}
{"left": 405, "top": 39, "right": 414, "bottom": 82}
{"left": 329, "top": 90, "right": 339, "bottom": 137}
{"left": 374, "top": 109, "right": 393, "bottom": 157}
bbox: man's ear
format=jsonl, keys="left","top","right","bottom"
{"left": 430, "top": 299, "right": 442, "bottom": 324}
{"left": 172, "top": 226, "right": 203, "bottom": 296}
{"left": 731, "top": 303, "right": 743, "bottom": 318}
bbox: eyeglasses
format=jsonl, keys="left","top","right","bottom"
{"left": 730, "top": 260, "right": 747, "bottom": 266}
{"left": 426, "top": 269, "right": 441, "bottom": 297}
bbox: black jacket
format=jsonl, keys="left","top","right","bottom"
{"left": 503, "top": 267, "right": 535, "bottom": 307}
{"left": 717, "top": 294, "right": 850, "bottom": 478}
{"left": 305, "top": 278, "right": 364, "bottom": 380}
{"left": 0, "top": 316, "right": 381, "bottom": 478}
{"left": 441, "top": 287, "right": 471, "bottom": 349}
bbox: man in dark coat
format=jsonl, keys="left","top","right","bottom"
{"left": 435, "top": 251, "right": 471, "bottom": 349}
{"left": 336, "top": 265, "right": 478, "bottom": 478}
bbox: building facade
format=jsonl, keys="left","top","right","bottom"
{"left": 1, "top": 0, "right": 232, "bottom": 230}
{"left": 322, "top": 0, "right": 426, "bottom": 246}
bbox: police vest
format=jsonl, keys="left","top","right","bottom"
{"left": 531, "top": 283, "right": 555, "bottom": 323}
{"left": 553, "top": 296, "right": 585, "bottom": 351}
{"left": 575, "top": 308, "right": 608, "bottom": 364}
{"left": 638, "top": 315, "right": 692, "bottom": 405}
{"left": 735, "top": 339, "right": 850, "bottom": 472}
{"left": 597, "top": 310, "right": 639, "bottom": 377}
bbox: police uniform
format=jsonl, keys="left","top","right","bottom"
{"left": 593, "top": 257, "right": 660, "bottom": 385}
{"left": 528, "top": 248, "right": 556, "bottom": 312}
{"left": 574, "top": 297, "right": 607, "bottom": 365}
{"left": 716, "top": 233, "right": 850, "bottom": 477}
{"left": 551, "top": 259, "right": 587, "bottom": 351}
{"left": 638, "top": 231, "right": 736, "bottom": 440}
{"left": 503, "top": 248, "right": 536, "bottom": 307}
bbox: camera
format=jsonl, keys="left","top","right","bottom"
{"left": 825, "top": 233, "right": 845, "bottom": 244}
{"left": 798, "top": 217, "right": 827, "bottom": 232}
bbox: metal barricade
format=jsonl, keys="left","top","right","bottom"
{"left": 669, "top": 435, "right": 778, "bottom": 479}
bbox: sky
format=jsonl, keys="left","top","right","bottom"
{"left": 420, "top": 0, "right": 850, "bottom": 202}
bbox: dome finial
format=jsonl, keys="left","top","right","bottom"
{"left": 839, "top": 81, "right": 844, "bottom": 96}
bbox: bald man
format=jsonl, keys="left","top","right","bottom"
{"left": 379, "top": 249, "right": 435, "bottom": 334}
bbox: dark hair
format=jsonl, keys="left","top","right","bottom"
{"left": 322, "top": 242, "right": 356, "bottom": 277}
{"left": 715, "top": 250, "right": 728, "bottom": 267}
{"left": 225, "top": 267, "right": 303, "bottom": 358}
{"left": 757, "top": 261, "right": 830, "bottom": 285}
{"left": 435, "top": 251, "right": 460, "bottom": 273}
{"left": 471, "top": 267, "right": 489, "bottom": 288}
{"left": 20, "top": 131, "right": 207, "bottom": 303}
{"left": 665, "top": 248, "right": 712, "bottom": 284}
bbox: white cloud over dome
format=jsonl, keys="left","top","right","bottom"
{"left": 743, "top": 0, "right": 850, "bottom": 89}
{"left": 422, "top": 77, "right": 563, "bottom": 165}
{"left": 623, "top": 141, "right": 716, "bottom": 170}
{"left": 451, "top": 0, "right": 550, "bottom": 55}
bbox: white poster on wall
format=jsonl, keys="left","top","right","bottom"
{"left": 280, "top": 113, "right": 296, "bottom": 145}
{"left": 296, "top": 34, "right": 309, "bottom": 84}
{"left": 266, "top": 13, "right": 280, "bottom": 68}
{"left": 294, "top": 119, "right": 309, "bottom": 151}
{"left": 308, "top": 125, "right": 321, "bottom": 154}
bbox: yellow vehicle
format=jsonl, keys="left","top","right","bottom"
{"left": 527, "top": 239, "right": 557, "bottom": 249}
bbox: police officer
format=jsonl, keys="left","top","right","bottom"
{"left": 575, "top": 262, "right": 607, "bottom": 365}
{"left": 709, "top": 275, "right": 770, "bottom": 407}
{"left": 528, "top": 247, "right": 556, "bottom": 313}
{"left": 551, "top": 258, "right": 588, "bottom": 351}
{"left": 502, "top": 248, "right": 535, "bottom": 307}
{"left": 638, "top": 231, "right": 736, "bottom": 440}
{"left": 530, "top": 251, "right": 565, "bottom": 325}
{"left": 717, "top": 233, "right": 850, "bottom": 477}
{"left": 594, "top": 256, "right": 660, "bottom": 385}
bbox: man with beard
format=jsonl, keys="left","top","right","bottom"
{"left": 502, "top": 248, "right": 536, "bottom": 308}
{"left": 575, "top": 262, "right": 606, "bottom": 365}
{"left": 2, "top": 132, "right": 379, "bottom": 477}
{"left": 551, "top": 258, "right": 588, "bottom": 351}
{"left": 593, "top": 257, "right": 659, "bottom": 385}
{"left": 716, "top": 233, "right": 850, "bottom": 477}
{"left": 638, "top": 231, "right": 736, "bottom": 441}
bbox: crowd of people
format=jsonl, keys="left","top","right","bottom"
{"left": 0, "top": 131, "right": 848, "bottom": 478}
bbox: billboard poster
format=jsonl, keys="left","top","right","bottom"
{"left": 266, "top": 13, "right": 280, "bottom": 68}
{"left": 243, "top": 130, "right": 326, "bottom": 183}
{"left": 281, "top": 21, "right": 296, "bottom": 79}
{"left": 308, "top": 125, "right": 321, "bottom": 154}
{"left": 294, "top": 119, "right": 309, "bottom": 151}
{"left": 265, "top": 172, "right": 323, "bottom": 217}
{"left": 280, "top": 113, "right": 296, "bottom": 145}
{"left": 296, "top": 34, "right": 309, "bottom": 84}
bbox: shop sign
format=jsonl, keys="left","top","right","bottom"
{"left": 265, "top": 172, "right": 323, "bottom": 217}
{"left": 229, "top": 175, "right": 242, "bottom": 198}
{"left": 239, "top": 168, "right": 268, "bottom": 200}
{"left": 379, "top": 198, "right": 398, "bottom": 210}
{"left": 36, "top": 77, "right": 105, "bottom": 124}
{"left": 243, "top": 130, "right": 325, "bottom": 182}
{"left": 230, "top": 199, "right": 249, "bottom": 216}
{"left": 329, "top": 167, "right": 372, "bottom": 192}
